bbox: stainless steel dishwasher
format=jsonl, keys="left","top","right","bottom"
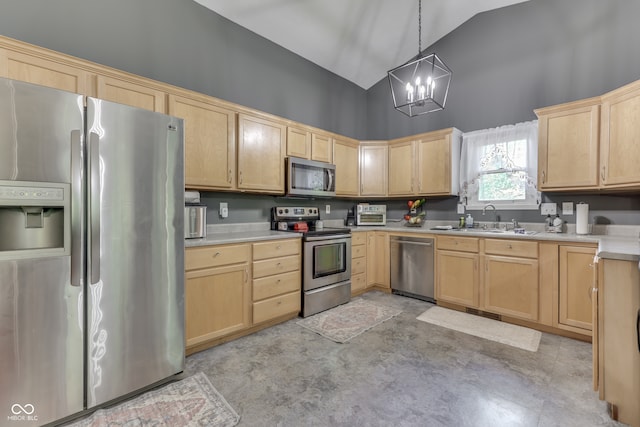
{"left": 390, "top": 235, "right": 435, "bottom": 302}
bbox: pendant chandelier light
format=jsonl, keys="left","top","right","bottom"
{"left": 388, "top": 0, "right": 452, "bottom": 117}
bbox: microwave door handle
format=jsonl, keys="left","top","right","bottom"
{"left": 326, "top": 169, "right": 333, "bottom": 191}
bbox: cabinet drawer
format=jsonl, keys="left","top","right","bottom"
{"left": 253, "top": 270, "right": 300, "bottom": 301}
{"left": 352, "top": 232, "right": 367, "bottom": 246}
{"left": 253, "top": 239, "right": 300, "bottom": 260}
{"left": 352, "top": 257, "right": 366, "bottom": 275}
{"left": 352, "top": 273, "right": 366, "bottom": 293}
{"left": 485, "top": 239, "right": 538, "bottom": 258}
{"left": 352, "top": 244, "right": 366, "bottom": 259}
{"left": 253, "top": 255, "right": 300, "bottom": 279}
{"left": 437, "top": 236, "right": 479, "bottom": 253}
{"left": 186, "top": 244, "right": 250, "bottom": 271}
{"left": 253, "top": 291, "right": 301, "bottom": 324}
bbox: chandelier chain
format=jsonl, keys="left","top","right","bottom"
{"left": 418, "top": 0, "right": 422, "bottom": 56}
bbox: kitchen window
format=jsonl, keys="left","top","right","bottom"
{"left": 459, "top": 120, "right": 540, "bottom": 210}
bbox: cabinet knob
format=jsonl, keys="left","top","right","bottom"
{"left": 508, "top": 244, "right": 513, "bottom": 249}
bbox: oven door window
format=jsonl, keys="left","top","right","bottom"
{"left": 313, "top": 242, "right": 346, "bottom": 278}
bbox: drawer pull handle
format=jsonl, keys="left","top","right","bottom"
{"left": 213, "top": 252, "right": 221, "bottom": 257}
{"left": 276, "top": 245, "right": 281, "bottom": 250}
{"left": 508, "top": 244, "right": 512, "bottom": 249}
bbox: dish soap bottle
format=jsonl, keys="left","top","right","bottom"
{"left": 544, "top": 214, "right": 552, "bottom": 232}
{"left": 466, "top": 213, "right": 474, "bottom": 229}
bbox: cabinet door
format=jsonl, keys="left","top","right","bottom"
{"left": 286, "top": 126, "right": 310, "bottom": 159}
{"left": 601, "top": 259, "right": 640, "bottom": 425}
{"left": 96, "top": 75, "right": 166, "bottom": 112}
{"left": 366, "top": 232, "right": 389, "bottom": 288}
{"left": 360, "top": 144, "right": 388, "bottom": 196}
{"left": 333, "top": 138, "right": 359, "bottom": 196}
{"left": 168, "top": 94, "right": 235, "bottom": 190}
{"left": 601, "top": 84, "right": 640, "bottom": 187}
{"left": 537, "top": 103, "right": 600, "bottom": 190}
{"left": 484, "top": 255, "right": 539, "bottom": 321}
{"left": 416, "top": 136, "right": 452, "bottom": 195}
{"left": 0, "top": 48, "right": 89, "bottom": 94}
{"left": 185, "top": 264, "right": 250, "bottom": 348}
{"left": 237, "top": 113, "right": 286, "bottom": 193}
{"left": 388, "top": 140, "right": 415, "bottom": 196}
{"left": 311, "top": 133, "right": 332, "bottom": 163}
{"left": 436, "top": 250, "right": 479, "bottom": 308}
{"left": 558, "top": 245, "right": 596, "bottom": 332}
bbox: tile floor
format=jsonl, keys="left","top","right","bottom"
{"left": 186, "top": 291, "right": 624, "bottom": 427}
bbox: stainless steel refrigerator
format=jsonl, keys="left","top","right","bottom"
{"left": 0, "top": 78, "right": 185, "bottom": 426}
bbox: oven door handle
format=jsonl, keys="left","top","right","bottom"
{"left": 304, "top": 234, "right": 351, "bottom": 242}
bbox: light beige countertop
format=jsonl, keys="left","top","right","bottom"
{"left": 184, "top": 220, "right": 640, "bottom": 261}
{"left": 185, "top": 222, "right": 301, "bottom": 247}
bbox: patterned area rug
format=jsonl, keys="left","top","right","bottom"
{"left": 417, "top": 306, "right": 542, "bottom": 352}
{"left": 297, "top": 298, "right": 402, "bottom": 343}
{"left": 67, "top": 372, "right": 239, "bottom": 427}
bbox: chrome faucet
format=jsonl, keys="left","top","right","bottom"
{"left": 482, "top": 204, "right": 499, "bottom": 228}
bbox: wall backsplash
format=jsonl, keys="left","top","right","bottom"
{"left": 200, "top": 192, "right": 640, "bottom": 227}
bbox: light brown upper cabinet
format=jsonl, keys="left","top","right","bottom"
{"left": 311, "top": 133, "right": 332, "bottom": 163}
{"left": 535, "top": 97, "right": 600, "bottom": 191}
{"left": 600, "top": 79, "right": 640, "bottom": 189}
{"left": 96, "top": 74, "right": 166, "bottom": 112}
{"left": 388, "top": 139, "right": 416, "bottom": 196}
{"left": 0, "top": 47, "right": 90, "bottom": 95}
{"left": 168, "top": 93, "right": 236, "bottom": 190}
{"left": 388, "top": 128, "right": 461, "bottom": 197}
{"left": 359, "top": 142, "right": 388, "bottom": 197}
{"left": 537, "top": 78, "right": 640, "bottom": 192}
{"left": 286, "top": 126, "right": 311, "bottom": 159}
{"left": 333, "top": 137, "right": 360, "bottom": 197}
{"left": 237, "top": 113, "right": 286, "bottom": 193}
{"left": 286, "top": 126, "right": 332, "bottom": 164}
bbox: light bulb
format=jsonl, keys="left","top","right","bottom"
{"left": 415, "top": 76, "right": 421, "bottom": 86}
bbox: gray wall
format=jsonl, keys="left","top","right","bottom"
{"left": 0, "top": 0, "right": 366, "bottom": 140}
{"left": 1, "top": 0, "right": 639, "bottom": 226}
{"left": 367, "top": 0, "right": 640, "bottom": 138}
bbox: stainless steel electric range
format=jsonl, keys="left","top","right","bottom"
{"left": 271, "top": 207, "right": 351, "bottom": 317}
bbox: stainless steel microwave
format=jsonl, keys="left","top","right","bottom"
{"left": 286, "top": 156, "right": 336, "bottom": 197}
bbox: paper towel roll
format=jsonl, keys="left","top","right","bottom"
{"left": 576, "top": 203, "right": 589, "bottom": 234}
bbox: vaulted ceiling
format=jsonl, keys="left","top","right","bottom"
{"left": 193, "top": 0, "right": 529, "bottom": 89}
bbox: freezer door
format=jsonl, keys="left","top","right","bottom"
{"left": 0, "top": 79, "right": 84, "bottom": 425}
{"left": 85, "top": 98, "right": 185, "bottom": 407}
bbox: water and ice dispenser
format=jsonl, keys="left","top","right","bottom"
{"left": 0, "top": 181, "right": 70, "bottom": 258}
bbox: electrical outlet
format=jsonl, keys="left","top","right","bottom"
{"left": 325, "top": 205, "right": 330, "bottom": 214}
{"left": 540, "top": 202, "right": 557, "bottom": 215}
{"left": 562, "top": 202, "right": 574, "bottom": 215}
{"left": 219, "top": 202, "right": 228, "bottom": 218}
{"left": 457, "top": 203, "right": 465, "bottom": 214}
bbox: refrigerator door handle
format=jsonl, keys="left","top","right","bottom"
{"left": 70, "top": 130, "right": 85, "bottom": 287}
{"left": 88, "top": 132, "right": 101, "bottom": 284}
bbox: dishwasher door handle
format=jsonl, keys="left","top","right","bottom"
{"left": 393, "top": 241, "right": 433, "bottom": 247}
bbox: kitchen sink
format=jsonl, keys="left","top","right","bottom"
{"left": 445, "top": 228, "right": 538, "bottom": 236}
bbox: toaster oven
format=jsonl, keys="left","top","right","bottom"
{"left": 356, "top": 204, "right": 386, "bottom": 226}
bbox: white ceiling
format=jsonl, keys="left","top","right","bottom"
{"left": 193, "top": 0, "right": 529, "bottom": 89}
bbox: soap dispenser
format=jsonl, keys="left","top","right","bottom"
{"left": 466, "top": 213, "right": 474, "bottom": 228}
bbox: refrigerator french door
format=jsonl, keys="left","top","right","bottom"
{"left": 0, "top": 78, "right": 184, "bottom": 426}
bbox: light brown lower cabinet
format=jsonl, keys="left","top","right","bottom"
{"left": 351, "top": 232, "right": 367, "bottom": 295}
{"left": 185, "top": 238, "right": 301, "bottom": 355}
{"left": 436, "top": 250, "right": 479, "bottom": 308}
{"left": 252, "top": 239, "right": 301, "bottom": 324}
{"left": 558, "top": 245, "right": 597, "bottom": 333}
{"left": 436, "top": 236, "right": 480, "bottom": 308}
{"left": 597, "top": 258, "right": 640, "bottom": 426}
{"left": 483, "top": 255, "right": 539, "bottom": 321}
{"left": 185, "top": 244, "right": 251, "bottom": 351}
